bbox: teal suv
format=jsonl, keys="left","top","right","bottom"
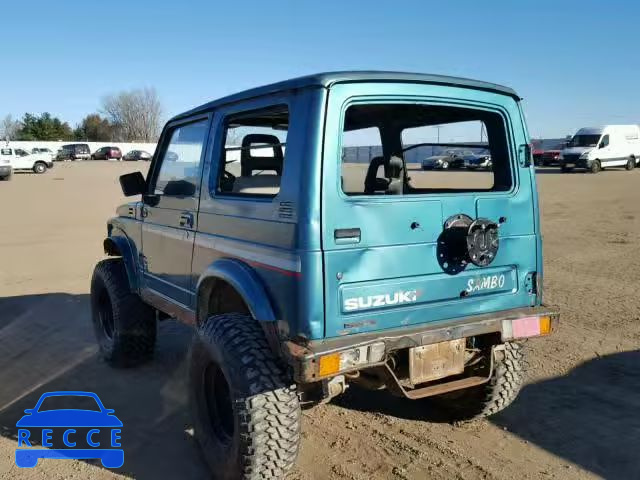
{"left": 90, "top": 71, "right": 558, "bottom": 478}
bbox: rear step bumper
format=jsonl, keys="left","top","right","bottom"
{"left": 284, "top": 306, "right": 558, "bottom": 383}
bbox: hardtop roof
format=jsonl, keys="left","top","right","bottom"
{"left": 172, "top": 71, "right": 520, "bottom": 122}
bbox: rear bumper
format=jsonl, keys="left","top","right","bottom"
{"left": 284, "top": 306, "right": 558, "bottom": 383}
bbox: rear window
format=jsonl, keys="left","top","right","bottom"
{"left": 340, "top": 103, "right": 512, "bottom": 196}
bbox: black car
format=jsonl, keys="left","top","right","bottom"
{"left": 55, "top": 144, "right": 91, "bottom": 161}
{"left": 123, "top": 150, "right": 153, "bottom": 161}
{"left": 421, "top": 149, "right": 471, "bottom": 170}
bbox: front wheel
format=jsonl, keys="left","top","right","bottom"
{"left": 33, "top": 162, "right": 47, "bottom": 174}
{"left": 189, "top": 313, "right": 301, "bottom": 479}
{"left": 430, "top": 342, "right": 526, "bottom": 421}
{"left": 590, "top": 160, "right": 601, "bottom": 174}
{"left": 90, "top": 258, "right": 156, "bottom": 367}
{"left": 440, "top": 160, "right": 450, "bottom": 170}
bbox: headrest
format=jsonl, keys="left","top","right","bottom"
{"left": 387, "top": 156, "right": 404, "bottom": 179}
{"left": 240, "top": 134, "right": 284, "bottom": 175}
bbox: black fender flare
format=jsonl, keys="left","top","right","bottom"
{"left": 103, "top": 229, "right": 140, "bottom": 292}
{"left": 195, "top": 258, "right": 276, "bottom": 324}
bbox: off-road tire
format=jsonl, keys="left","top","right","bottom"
{"left": 189, "top": 313, "right": 301, "bottom": 479}
{"left": 590, "top": 160, "right": 601, "bottom": 174}
{"left": 431, "top": 342, "right": 526, "bottom": 421}
{"left": 625, "top": 157, "right": 635, "bottom": 171}
{"left": 90, "top": 258, "right": 156, "bottom": 367}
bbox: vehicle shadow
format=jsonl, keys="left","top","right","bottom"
{"left": 335, "top": 350, "right": 640, "bottom": 479}
{"left": 0, "top": 293, "right": 209, "bottom": 479}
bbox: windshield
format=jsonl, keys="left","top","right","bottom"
{"left": 569, "top": 134, "right": 600, "bottom": 147}
{"left": 37, "top": 395, "right": 101, "bottom": 412}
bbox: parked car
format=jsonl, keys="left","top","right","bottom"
{"left": 421, "top": 149, "right": 470, "bottom": 170}
{"left": 92, "top": 146, "right": 123, "bottom": 161}
{"left": 123, "top": 149, "right": 153, "bottom": 161}
{"left": 539, "top": 145, "right": 565, "bottom": 166}
{"left": 1, "top": 147, "right": 52, "bottom": 173}
{"left": 91, "top": 71, "right": 557, "bottom": 478}
{"left": 532, "top": 145, "right": 545, "bottom": 165}
{"left": 559, "top": 125, "right": 640, "bottom": 173}
{"left": 56, "top": 144, "right": 91, "bottom": 161}
{"left": 0, "top": 152, "right": 12, "bottom": 180}
{"left": 464, "top": 151, "right": 492, "bottom": 170}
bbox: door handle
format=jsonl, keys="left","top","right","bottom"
{"left": 179, "top": 212, "right": 194, "bottom": 228}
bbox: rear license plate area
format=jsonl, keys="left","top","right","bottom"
{"left": 409, "top": 338, "right": 465, "bottom": 385}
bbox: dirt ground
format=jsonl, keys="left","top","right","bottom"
{"left": 1, "top": 162, "right": 639, "bottom": 480}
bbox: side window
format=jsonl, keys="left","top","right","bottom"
{"left": 600, "top": 134, "right": 609, "bottom": 147}
{"left": 153, "top": 119, "right": 208, "bottom": 196}
{"left": 1, "top": 148, "right": 12, "bottom": 155}
{"left": 217, "top": 105, "right": 288, "bottom": 197}
{"left": 341, "top": 127, "right": 382, "bottom": 194}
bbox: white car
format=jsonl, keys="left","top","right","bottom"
{"left": 0, "top": 147, "right": 53, "bottom": 174}
{"left": 559, "top": 125, "right": 640, "bottom": 173}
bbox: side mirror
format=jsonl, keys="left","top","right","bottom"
{"left": 119, "top": 172, "right": 146, "bottom": 196}
{"left": 598, "top": 142, "right": 606, "bottom": 149}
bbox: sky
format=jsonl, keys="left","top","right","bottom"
{"left": 1, "top": 0, "right": 639, "bottom": 139}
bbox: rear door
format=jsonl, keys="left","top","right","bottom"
{"left": 321, "top": 82, "right": 537, "bottom": 338}
{"left": 140, "top": 115, "right": 211, "bottom": 307}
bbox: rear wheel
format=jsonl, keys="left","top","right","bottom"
{"left": 590, "top": 160, "right": 601, "bottom": 174}
{"left": 189, "top": 313, "right": 301, "bottom": 479}
{"left": 625, "top": 157, "right": 635, "bottom": 171}
{"left": 90, "top": 258, "right": 156, "bottom": 367}
{"left": 33, "top": 162, "right": 47, "bottom": 174}
{"left": 0, "top": 173, "right": 11, "bottom": 181}
{"left": 440, "top": 160, "right": 450, "bottom": 170}
{"left": 430, "top": 342, "right": 526, "bottom": 421}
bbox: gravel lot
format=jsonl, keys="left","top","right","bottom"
{"left": 1, "top": 162, "right": 638, "bottom": 479}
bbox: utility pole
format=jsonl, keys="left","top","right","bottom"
{"left": 434, "top": 125, "right": 442, "bottom": 156}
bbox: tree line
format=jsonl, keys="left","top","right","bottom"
{"left": 1, "top": 87, "right": 163, "bottom": 143}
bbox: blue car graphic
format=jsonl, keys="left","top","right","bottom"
{"left": 15, "top": 391, "right": 123, "bottom": 468}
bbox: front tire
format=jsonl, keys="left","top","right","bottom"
{"left": 90, "top": 258, "right": 156, "bottom": 367}
{"left": 189, "top": 313, "right": 301, "bottom": 479}
{"left": 431, "top": 342, "right": 526, "bottom": 421}
{"left": 590, "top": 160, "right": 601, "bottom": 174}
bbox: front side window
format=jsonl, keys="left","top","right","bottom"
{"left": 217, "top": 105, "right": 288, "bottom": 197}
{"left": 153, "top": 119, "right": 208, "bottom": 196}
{"left": 341, "top": 103, "right": 512, "bottom": 195}
{"left": 600, "top": 134, "right": 609, "bottom": 147}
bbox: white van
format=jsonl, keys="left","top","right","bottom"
{"left": 0, "top": 147, "right": 53, "bottom": 174}
{"left": 559, "top": 125, "right": 640, "bottom": 173}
